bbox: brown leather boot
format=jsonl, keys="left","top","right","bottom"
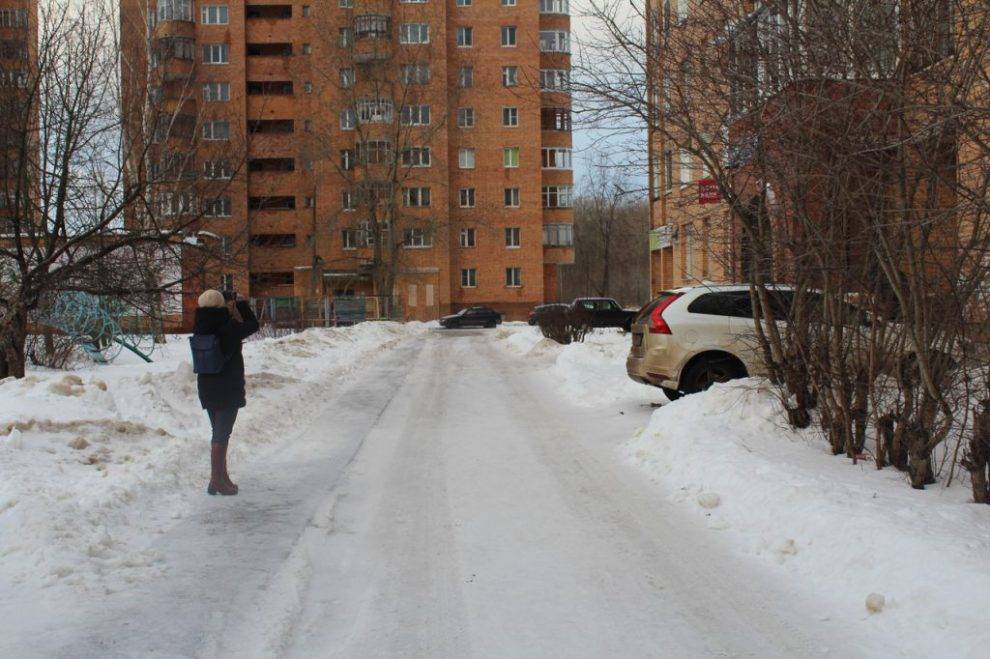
{"left": 207, "top": 444, "right": 237, "bottom": 496}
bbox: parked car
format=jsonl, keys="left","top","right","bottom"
{"left": 528, "top": 303, "right": 570, "bottom": 326}
{"left": 626, "top": 285, "right": 781, "bottom": 400}
{"left": 570, "top": 297, "right": 638, "bottom": 331}
{"left": 440, "top": 306, "right": 503, "bottom": 329}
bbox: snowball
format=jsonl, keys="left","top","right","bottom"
{"left": 866, "top": 593, "right": 886, "bottom": 614}
{"left": 697, "top": 492, "right": 721, "bottom": 509}
{"left": 6, "top": 428, "right": 23, "bottom": 449}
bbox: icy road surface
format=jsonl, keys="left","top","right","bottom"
{"left": 5, "top": 330, "right": 873, "bottom": 658}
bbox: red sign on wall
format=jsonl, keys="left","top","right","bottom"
{"left": 698, "top": 178, "right": 720, "bottom": 205}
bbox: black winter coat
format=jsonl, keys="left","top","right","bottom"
{"left": 192, "top": 301, "right": 260, "bottom": 410}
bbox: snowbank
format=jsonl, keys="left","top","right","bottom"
{"left": 0, "top": 322, "right": 424, "bottom": 592}
{"left": 494, "top": 324, "right": 662, "bottom": 408}
{"left": 628, "top": 379, "right": 990, "bottom": 657}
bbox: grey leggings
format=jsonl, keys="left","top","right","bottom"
{"left": 207, "top": 408, "right": 239, "bottom": 445}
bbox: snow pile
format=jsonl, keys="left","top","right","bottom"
{"left": 494, "top": 324, "right": 661, "bottom": 407}
{"left": 0, "top": 322, "right": 424, "bottom": 592}
{"left": 628, "top": 379, "right": 990, "bottom": 656}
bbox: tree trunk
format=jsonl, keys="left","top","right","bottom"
{"left": 0, "top": 309, "right": 28, "bottom": 379}
{"left": 963, "top": 399, "right": 990, "bottom": 504}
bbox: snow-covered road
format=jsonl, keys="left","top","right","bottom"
{"left": 4, "top": 329, "right": 875, "bottom": 658}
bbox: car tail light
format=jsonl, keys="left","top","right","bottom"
{"left": 649, "top": 293, "right": 683, "bottom": 334}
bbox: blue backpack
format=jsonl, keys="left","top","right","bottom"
{"left": 189, "top": 334, "right": 228, "bottom": 374}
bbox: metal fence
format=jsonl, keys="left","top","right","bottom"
{"left": 249, "top": 295, "right": 401, "bottom": 333}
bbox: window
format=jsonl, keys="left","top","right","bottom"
{"left": 202, "top": 120, "right": 230, "bottom": 140}
{"left": 664, "top": 150, "right": 674, "bottom": 191}
{"left": 357, "top": 98, "right": 394, "bottom": 123}
{"left": 539, "top": 31, "right": 570, "bottom": 53}
{"left": 250, "top": 272, "right": 294, "bottom": 287}
{"left": 203, "top": 197, "right": 232, "bottom": 217}
{"left": 542, "top": 185, "right": 573, "bottom": 208}
{"left": 400, "top": 105, "right": 430, "bottom": 126}
{"left": 201, "top": 5, "right": 228, "bottom": 24}
{"left": 159, "top": 0, "right": 192, "bottom": 22}
{"left": 355, "top": 14, "right": 390, "bottom": 39}
{"left": 402, "top": 187, "right": 431, "bottom": 207}
{"left": 340, "top": 108, "right": 356, "bottom": 129}
{"left": 158, "top": 192, "right": 194, "bottom": 217}
{"left": 502, "top": 66, "right": 518, "bottom": 87}
{"left": 541, "top": 107, "right": 571, "bottom": 130}
{"left": 340, "top": 68, "right": 355, "bottom": 88}
{"left": 458, "top": 66, "right": 474, "bottom": 88}
{"left": 461, "top": 268, "right": 477, "bottom": 288}
{"left": 203, "top": 82, "right": 230, "bottom": 102}
{"left": 459, "top": 188, "right": 475, "bottom": 207}
{"left": 342, "top": 229, "right": 366, "bottom": 250}
{"left": 502, "top": 107, "right": 519, "bottom": 127}
{"left": 247, "top": 80, "right": 293, "bottom": 95}
{"left": 676, "top": 0, "right": 688, "bottom": 23}
{"left": 304, "top": 120, "right": 313, "bottom": 132}
{"left": 402, "top": 64, "right": 430, "bottom": 85}
{"left": 541, "top": 147, "right": 572, "bottom": 169}
{"left": 203, "top": 159, "right": 232, "bottom": 179}
{"left": 679, "top": 148, "right": 692, "bottom": 185}
{"left": 401, "top": 147, "right": 432, "bottom": 167}
{"left": 303, "top": 5, "right": 312, "bottom": 16}
{"left": 503, "top": 147, "right": 519, "bottom": 168}
{"left": 248, "top": 196, "right": 296, "bottom": 211}
{"left": 341, "top": 190, "right": 356, "bottom": 210}
{"left": 340, "top": 149, "right": 355, "bottom": 170}
{"left": 460, "top": 228, "right": 476, "bottom": 247}
{"left": 540, "top": 69, "right": 570, "bottom": 91}
{"left": 543, "top": 223, "right": 574, "bottom": 246}
{"left": 202, "top": 44, "right": 229, "bottom": 64}
{"left": 356, "top": 140, "right": 392, "bottom": 164}
{"left": 502, "top": 0, "right": 517, "bottom": 6}
{"left": 400, "top": 23, "right": 430, "bottom": 44}
{"left": 505, "top": 227, "right": 521, "bottom": 248}
{"left": 539, "top": 0, "right": 568, "bottom": 14}
{"left": 339, "top": 0, "right": 353, "bottom": 7}
{"left": 504, "top": 188, "right": 520, "bottom": 207}
{"left": 505, "top": 267, "right": 522, "bottom": 287}
{"left": 501, "top": 26, "right": 517, "bottom": 47}
{"left": 457, "top": 27, "right": 473, "bottom": 47}
{"left": 339, "top": 28, "right": 353, "bottom": 47}
{"left": 0, "top": 9, "right": 28, "bottom": 27}
{"left": 403, "top": 228, "right": 432, "bottom": 248}
{"left": 457, "top": 0, "right": 472, "bottom": 6}
{"left": 458, "top": 148, "right": 476, "bottom": 169}
{"left": 457, "top": 107, "right": 475, "bottom": 128}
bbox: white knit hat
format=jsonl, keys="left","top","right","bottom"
{"left": 198, "top": 289, "right": 225, "bottom": 308}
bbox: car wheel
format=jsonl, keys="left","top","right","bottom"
{"left": 661, "top": 387, "right": 683, "bottom": 402}
{"left": 485, "top": 320, "right": 496, "bottom": 328}
{"left": 681, "top": 357, "right": 746, "bottom": 395}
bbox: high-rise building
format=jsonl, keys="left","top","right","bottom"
{"left": 0, "top": 0, "right": 35, "bottom": 234}
{"left": 121, "top": 0, "right": 575, "bottom": 324}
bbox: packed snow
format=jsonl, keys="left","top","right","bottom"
{"left": 0, "top": 322, "right": 426, "bottom": 594}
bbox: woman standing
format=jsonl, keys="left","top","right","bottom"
{"left": 192, "top": 289, "right": 260, "bottom": 496}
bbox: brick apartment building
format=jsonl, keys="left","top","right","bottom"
{"left": 121, "top": 0, "right": 575, "bottom": 323}
{"left": 0, "top": 0, "right": 35, "bottom": 232}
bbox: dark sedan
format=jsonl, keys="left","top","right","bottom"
{"left": 440, "top": 306, "right": 503, "bottom": 329}
{"left": 527, "top": 303, "right": 570, "bottom": 325}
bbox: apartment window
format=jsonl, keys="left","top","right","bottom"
{"left": 541, "top": 107, "right": 571, "bottom": 131}
{"left": 402, "top": 64, "right": 430, "bottom": 85}
{"left": 342, "top": 229, "right": 366, "bottom": 250}
{"left": 356, "top": 140, "right": 392, "bottom": 164}
{"left": 542, "top": 147, "right": 572, "bottom": 169}
{"left": 200, "top": 5, "right": 228, "bottom": 24}
{"left": 158, "top": 192, "right": 194, "bottom": 216}
{"left": 502, "top": 66, "right": 518, "bottom": 87}
{"left": 400, "top": 105, "right": 431, "bottom": 126}
{"left": 679, "top": 148, "right": 692, "bottom": 185}
{"left": 458, "top": 66, "right": 474, "bottom": 88}
{"left": 304, "top": 119, "right": 313, "bottom": 132}
{"left": 355, "top": 14, "right": 390, "bottom": 39}
{"left": 457, "top": 107, "right": 475, "bottom": 128}
{"left": 540, "top": 69, "right": 570, "bottom": 91}
{"left": 457, "top": 0, "right": 472, "bottom": 6}
{"left": 664, "top": 150, "right": 674, "bottom": 192}
{"left": 543, "top": 223, "right": 574, "bottom": 247}
{"left": 676, "top": 0, "right": 689, "bottom": 23}
{"left": 302, "top": 43, "right": 312, "bottom": 54}
{"left": 502, "top": 0, "right": 517, "bottom": 6}
{"left": 341, "top": 190, "right": 355, "bottom": 210}
{"left": 303, "top": 196, "right": 315, "bottom": 209}
{"left": 340, "top": 109, "right": 356, "bottom": 129}
{"left": 504, "top": 188, "right": 520, "bottom": 207}
{"left": 457, "top": 27, "right": 473, "bottom": 47}
{"left": 203, "top": 196, "right": 232, "bottom": 217}
{"left": 505, "top": 267, "right": 522, "bottom": 287}
{"left": 0, "top": 9, "right": 28, "bottom": 27}
{"left": 340, "top": 149, "right": 355, "bottom": 170}
{"left": 505, "top": 227, "right": 521, "bottom": 248}
{"left": 501, "top": 26, "right": 517, "bottom": 47}
{"left": 247, "top": 80, "right": 293, "bottom": 95}
{"left": 539, "top": 0, "right": 568, "bottom": 14}
{"left": 502, "top": 107, "right": 519, "bottom": 127}
{"left": 340, "top": 68, "right": 355, "bottom": 88}
{"left": 357, "top": 98, "right": 394, "bottom": 123}
{"left": 202, "top": 120, "right": 230, "bottom": 140}
{"left": 400, "top": 23, "right": 430, "bottom": 44}
{"left": 459, "top": 188, "right": 476, "bottom": 207}
{"left": 203, "top": 159, "right": 232, "bottom": 179}
{"left": 304, "top": 81, "right": 313, "bottom": 94}
{"left": 539, "top": 30, "right": 570, "bottom": 53}
{"left": 202, "top": 82, "right": 230, "bottom": 102}
{"left": 339, "top": 28, "right": 353, "bottom": 47}
{"left": 401, "top": 0, "right": 428, "bottom": 3}
{"left": 542, "top": 185, "right": 573, "bottom": 208}
{"left": 460, "top": 228, "right": 476, "bottom": 248}
{"left": 503, "top": 147, "right": 519, "bottom": 168}
{"left": 458, "top": 148, "right": 476, "bottom": 169}
{"left": 303, "top": 5, "right": 312, "bottom": 16}
{"left": 159, "top": 0, "right": 192, "bottom": 22}
{"left": 339, "top": 0, "right": 353, "bottom": 7}
{"left": 403, "top": 228, "right": 432, "bottom": 248}
{"left": 402, "top": 187, "right": 431, "bottom": 207}
{"left": 461, "top": 268, "right": 477, "bottom": 288}
{"left": 401, "top": 147, "right": 432, "bottom": 167}
{"left": 202, "top": 44, "right": 229, "bottom": 64}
